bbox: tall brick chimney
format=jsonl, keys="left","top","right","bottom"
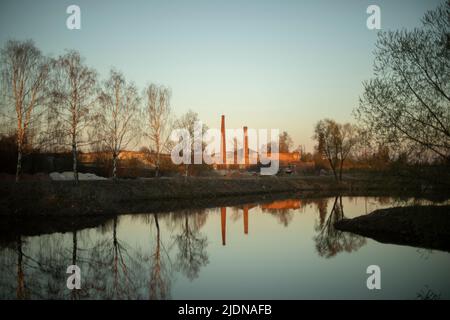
{"left": 244, "top": 126, "right": 249, "bottom": 166}
{"left": 221, "top": 115, "right": 226, "bottom": 165}
{"left": 234, "top": 138, "right": 238, "bottom": 165}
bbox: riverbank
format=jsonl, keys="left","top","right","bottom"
{"left": 335, "top": 205, "right": 450, "bottom": 252}
{"left": 0, "top": 175, "right": 448, "bottom": 216}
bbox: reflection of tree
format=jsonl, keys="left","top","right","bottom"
{"left": 173, "top": 213, "right": 209, "bottom": 281}
{"left": 0, "top": 237, "right": 28, "bottom": 299}
{"left": 16, "top": 236, "right": 26, "bottom": 299}
{"left": 0, "top": 218, "right": 150, "bottom": 299}
{"left": 417, "top": 285, "right": 441, "bottom": 300}
{"left": 230, "top": 207, "right": 242, "bottom": 222}
{"left": 86, "top": 217, "right": 142, "bottom": 299}
{"left": 110, "top": 217, "right": 137, "bottom": 298}
{"left": 70, "top": 231, "right": 80, "bottom": 300}
{"left": 314, "top": 197, "right": 366, "bottom": 258}
{"left": 261, "top": 200, "right": 301, "bottom": 227}
{"left": 149, "top": 214, "right": 171, "bottom": 300}
{"left": 376, "top": 197, "right": 395, "bottom": 206}
{"left": 315, "top": 198, "right": 328, "bottom": 227}
{"left": 266, "top": 209, "right": 293, "bottom": 227}
{"left": 0, "top": 233, "right": 76, "bottom": 299}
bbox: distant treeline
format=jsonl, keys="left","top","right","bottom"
{"left": 0, "top": 1, "right": 448, "bottom": 183}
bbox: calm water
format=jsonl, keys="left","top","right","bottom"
{"left": 1, "top": 196, "right": 449, "bottom": 300}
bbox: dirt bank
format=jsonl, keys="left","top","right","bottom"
{"left": 334, "top": 205, "right": 450, "bottom": 252}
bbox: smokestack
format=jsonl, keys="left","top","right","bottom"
{"left": 234, "top": 138, "right": 238, "bottom": 165}
{"left": 243, "top": 126, "right": 249, "bottom": 166}
{"left": 221, "top": 115, "right": 226, "bottom": 166}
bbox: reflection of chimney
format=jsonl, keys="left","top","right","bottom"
{"left": 221, "top": 115, "right": 226, "bottom": 166}
{"left": 221, "top": 207, "right": 226, "bottom": 246}
{"left": 243, "top": 205, "right": 248, "bottom": 235}
{"left": 244, "top": 126, "right": 249, "bottom": 166}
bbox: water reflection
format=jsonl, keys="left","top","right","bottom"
{"left": 261, "top": 199, "right": 299, "bottom": 226}
{"left": 243, "top": 205, "right": 248, "bottom": 235}
{"left": 149, "top": 214, "right": 171, "bottom": 300}
{"left": 0, "top": 196, "right": 449, "bottom": 299}
{"left": 16, "top": 236, "right": 25, "bottom": 300}
{"left": 173, "top": 210, "right": 209, "bottom": 281}
{"left": 221, "top": 208, "right": 226, "bottom": 245}
{"left": 314, "top": 196, "right": 366, "bottom": 258}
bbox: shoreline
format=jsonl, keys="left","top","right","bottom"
{"left": 0, "top": 175, "right": 448, "bottom": 216}
{"left": 1, "top": 176, "right": 448, "bottom": 250}
{"left": 335, "top": 205, "right": 450, "bottom": 252}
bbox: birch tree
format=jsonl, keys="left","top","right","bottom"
{"left": 51, "top": 50, "right": 97, "bottom": 183}
{"left": 97, "top": 69, "right": 141, "bottom": 179}
{"left": 144, "top": 84, "right": 172, "bottom": 177}
{"left": 0, "top": 40, "right": 49, "bottom": 181}
{"left": 175, "top": 111, "right": 204, "bottom": 177}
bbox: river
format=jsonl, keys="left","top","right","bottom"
{"left": 0, "top": 196, "right": 449, "bottom": 299}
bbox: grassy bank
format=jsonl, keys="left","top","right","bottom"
{"left": 1, "top": 174, "right": 447, "bottom": 216}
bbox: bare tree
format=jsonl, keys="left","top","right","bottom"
{"left": 97, "top": 69, "right": 141, "bottom": 179}
{"left": 175, "top": 110, "right": 201, "bottom": 177}
{"left": 144, "top": 84, "right": 172, "bottom": 177}
{"left": 313, "top": 119, "right": 358, "bottom": 181}
{"left": 38, "top": 96, "right": 70, "bottom": 154}
{"left": 50, "top": 50, "right": 97, "bottom": 183}
{"left": 0, "top": 40, "right": 49, "bottom": 181}
{"left": 355, "top": 1, "right": 450, "bottom": 163}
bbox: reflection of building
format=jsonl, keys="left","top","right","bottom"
{"left": 220, "top": 199, "right": 302, "bottom": 245}
{"left": 261, "top": 199, "right": 301, "bottom": 211}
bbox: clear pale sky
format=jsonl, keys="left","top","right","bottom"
{"left": 0, "top": 0, "right": 442, "bottom": 151}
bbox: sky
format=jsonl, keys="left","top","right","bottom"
{"left": 0, "top": 0, "right": 443, "bottom": 151}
